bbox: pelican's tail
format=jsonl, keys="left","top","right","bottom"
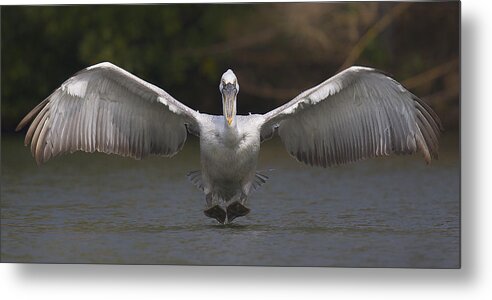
{"left": 186, "top": 170, "right": 204, "bottom": 192}
{"left": 186, "top": 170, "right": 270, "bottom": 193}
{"left": 252, "top": 172, "right": 269, "bottom": 192}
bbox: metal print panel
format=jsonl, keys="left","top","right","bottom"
{"left": 1, "top": 2, "right": 460, "bottom": 267}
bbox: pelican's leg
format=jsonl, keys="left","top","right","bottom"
{"left": 226, "top": 192, "right": 251, "bottom": 223}
{"left": 203, "top": 193, "right": 226, "bottom": 224}
{"left": 205, "top": 192, "right": 213, "bottom": 207}
{"left": 239, "top": 191, "right": 248, "bottom": 205}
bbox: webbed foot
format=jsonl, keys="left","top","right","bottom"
{"left": 204, "top": 205, "right": 227, "bottom": 224}
{"left": 226, "top": 201, "right": 250, "bottom": 223}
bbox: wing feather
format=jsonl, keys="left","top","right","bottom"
{"left": 261, "top": 66, "right": 442, "bottom": 167}
{"left": 16, "top": 62, "right": 200, "bottom": 164}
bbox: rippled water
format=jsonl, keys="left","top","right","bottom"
{"left": 1, "top": 133, "right": 459, "bottom": 267}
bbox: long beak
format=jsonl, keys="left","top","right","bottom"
{"left": 222, "top": 84, "right": 236, "bottom": 126}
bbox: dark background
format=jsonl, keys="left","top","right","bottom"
{"left": 1, "top": 2, "right": 459, "bottom": 133}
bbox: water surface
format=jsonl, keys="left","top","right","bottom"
{"left": 1, "top": 134, "right": 460, "bottom": 267}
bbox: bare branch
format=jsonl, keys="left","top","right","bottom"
{"left": 403, "top": 57, "right": 459, "bottom": 90}
{"left": 338, "top": 3, "right": 412, "bottom": 71}
{"left": 238, "top": 75, "right": 300, "bottom": 100}
{"left": 183, "top": 29, "right": 278, "bottom": 57}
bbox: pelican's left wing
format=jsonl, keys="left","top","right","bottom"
{"left": 16, "top": 62, "right": 200, "bottom": 164}
{"left": 260, "top": 66, "right": 443, "bottom": 167}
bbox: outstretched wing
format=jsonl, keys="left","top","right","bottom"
{"left": 260, "top": 66, "right": 442, "bottom": 167}
{"left": 16, "top": 62, "right": 200, "bottom": 164}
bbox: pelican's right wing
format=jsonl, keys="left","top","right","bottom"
{"left": 16, "top": 62, "right": 200, "bottom": 164}
{"left": 260, "top": 66, "right": 443, "bottom": 167}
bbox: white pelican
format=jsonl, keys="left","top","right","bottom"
{"left": 17, "top": 62, "right": 442, "bottom": 224}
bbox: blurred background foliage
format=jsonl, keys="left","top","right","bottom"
{"left": 1, "top": 2, "right": 459, "bottom": 133}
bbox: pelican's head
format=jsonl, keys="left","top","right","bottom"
{"left": 219, "top": 69, "right": 239, "bottom": 126}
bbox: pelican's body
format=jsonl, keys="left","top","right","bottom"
{"left": 198, "top": 115, "right": 263, "bottom": 221}
{"left": 200, "top": 115, "right": 262, "bottom": 195}
{"left": 17, "top": 62, "right": 442, "bottom": 224}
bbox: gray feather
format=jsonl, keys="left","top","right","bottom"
{"left": 261, "top": 66, "right": 442, "bottom": 167}
{"left": 16, "top": 62, "right": 200, "bottom": 164}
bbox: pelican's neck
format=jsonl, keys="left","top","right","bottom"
{"left": 221, "top": 118, "right": 240, "bottom": 146}
{"left": 223, "top": 115, "right": 238, "bottom": 131}
{"left": 222, "top": 110, "right": 239, "bottom": 144}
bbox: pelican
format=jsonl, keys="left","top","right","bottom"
{"left": 16, "top": 62, "right": 442, "bottom": 224}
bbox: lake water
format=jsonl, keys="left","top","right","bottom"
{"left": 1, "top": 133, "right": 460, "bottom": 267}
